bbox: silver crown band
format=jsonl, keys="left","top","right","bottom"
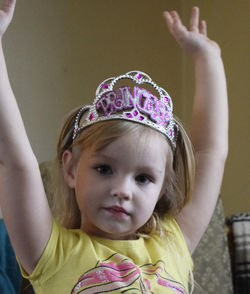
{"left": 73, "top": 70, "right": 178, "bottom": 148}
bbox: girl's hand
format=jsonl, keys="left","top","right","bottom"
{"left": 0, "top": 0, "right": 16, "bottom": 38}
{"left": 163, "top": 6, "right": 220, "bottom": 59}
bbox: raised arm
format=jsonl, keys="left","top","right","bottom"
{"left": 0, "top": 0, "right": 52, "bottom": 273}
{"left": 163, "top": 7, "right": 228, "bottom": 253}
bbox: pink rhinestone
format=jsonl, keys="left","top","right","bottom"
{"left": 170, "top": 129, "right": 173, "bottom": 136}
{"left": 89, "top": 113, "right": 94, "bottom": 121}
{"left": 125, "top": 113, "right": 133, "bottom": 118}
{"left": 133, "top": 109, "right": 139, "bottom": 116}
{"left": 136, "top": 73, "right": 142, "bottom": 79}
{"left": 138, "top": 116, "right": 145, "bottom": 121}
{"left": 164, "top": 97, "right": 170, "bottom": 102}
{"left": 102, "top": 83, "right": 109, "bottom": 89}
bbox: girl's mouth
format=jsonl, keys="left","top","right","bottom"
{"left": 105, "top": 205, "right": 129, "bottom": 217}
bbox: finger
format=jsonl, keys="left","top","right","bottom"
{"left": 170, "top": 10, "right": 183, "bottom": 26}
{"left": 163, "top": 11, "right": 174, "bottom": 30}
{"left": 199, "top": 20, "right": 207, "bottom": 36}
{"left": 163, "top": 10, "right": 183, "bottom": 35}
{"left": 190, "top": 6, "right": 199, "bottom": 33}
{"left": 163, "top": 9, "right": 188, "bottom": 43}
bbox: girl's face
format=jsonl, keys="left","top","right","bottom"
{"left": 67, "top": 131, "right": 170, "bottom": 240}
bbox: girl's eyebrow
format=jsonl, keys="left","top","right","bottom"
{"left": 90, "top": 152, "right": 116, "bottom": 161}
{"left": 137, "top": 166, "right": 164, "bottom": 175}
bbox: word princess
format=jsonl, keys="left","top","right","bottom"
{"left": 96, "top": 85, "right": 171, "bottom": 127}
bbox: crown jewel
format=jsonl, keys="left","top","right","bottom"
{"left": 73, "top": 70, "right": 178, "bottom": 148}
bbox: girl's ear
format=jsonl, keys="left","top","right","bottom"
{"left": 61, "top": 150, "right": 77, "bottom": 188}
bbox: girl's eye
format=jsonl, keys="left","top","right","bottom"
{"left": 95, "top": 165, "right": 112, "bottom": 175}
{"left": 135, "top": 174, "right": 152, "bottom": 184}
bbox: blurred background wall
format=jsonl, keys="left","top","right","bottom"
{"left": 1, "top": 0, "right": 249, "bottom": 217}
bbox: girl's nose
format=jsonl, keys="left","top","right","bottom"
{"left": 110, "top": 177, "right": 132, "bottom": 200}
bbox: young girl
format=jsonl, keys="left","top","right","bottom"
{"left": 0, "top": 0, "right": 228, "bottom": 293}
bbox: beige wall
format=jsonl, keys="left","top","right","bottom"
{"left": 2, "top": 0, "right": 250, "bottom": 217}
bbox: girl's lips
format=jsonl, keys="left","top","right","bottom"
{"left": 105, "top": 206, "right": 129, "bottom": 217}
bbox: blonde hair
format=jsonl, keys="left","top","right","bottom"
{"left": 50, "top": 106, "right": 195, "bottom": 236}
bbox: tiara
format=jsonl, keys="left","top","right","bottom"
{"left": 73, "top": 70, "right": 178, "bottom": 148}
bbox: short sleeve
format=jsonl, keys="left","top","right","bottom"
{"left": 19, "top": 219, "right": 80, "bottom": 284}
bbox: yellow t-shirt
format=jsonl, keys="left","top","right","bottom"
{"left": 20, "top": 218, "right": 193, "bottom": 293}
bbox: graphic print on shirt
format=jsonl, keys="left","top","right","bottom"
{"left": 71, "top": 253, "right": 187, "bottom": 294}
